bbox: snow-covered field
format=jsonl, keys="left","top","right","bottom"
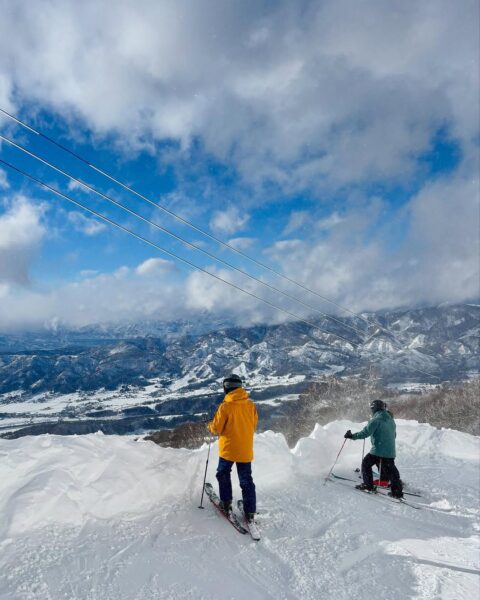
{"left": 0, "top": 420, "right": 478, "bottom": 599}
{"left": 0, "top": 373, "right": 305, "bottom": 434}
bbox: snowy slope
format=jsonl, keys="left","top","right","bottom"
{"left": 0, "top": 421, "right": 478, "bottom": 600}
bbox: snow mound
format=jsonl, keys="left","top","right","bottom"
{"left": 0, "top": 421, "right": 479, "bottom": 599}
{"left": 0, "top": 433, "right": 199, "bottom": 535}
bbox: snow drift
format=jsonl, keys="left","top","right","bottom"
{"left": 0, "top": 420, "right": 478, "bottom": 599}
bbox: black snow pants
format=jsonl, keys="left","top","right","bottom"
{"left": 362, "top": 453, "right": 403, "bottom": 496}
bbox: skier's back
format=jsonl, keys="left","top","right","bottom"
{"left": 345, "top": 399, "right": 403, "bottom": 498}
{"left": 208, "top": 374, "right": 258, "bottom": 521}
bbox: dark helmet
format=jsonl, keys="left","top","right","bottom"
{"left": 223, "top": 373, "right": 243, "bottom": 393}
{"left": 370, "top": 399, "right": 386, "bottom": 413}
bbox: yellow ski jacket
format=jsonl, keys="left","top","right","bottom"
{"left": 208, "top": 387, "right": 258, "bottom": 462}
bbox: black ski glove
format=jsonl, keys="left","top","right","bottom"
{"left": 344, "top": 430, "right": 353, "bottom": 439}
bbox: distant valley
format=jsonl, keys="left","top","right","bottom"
{"left": 0, "top": 302, "right": 478, "bottom": 438}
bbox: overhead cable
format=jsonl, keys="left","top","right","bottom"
{"left": 0, "top": 106, "right": 373, "bottom": 326}
{"left": 0, "top": 111, "right": 441, "bottom": 380}
{"left": 0, "top": 157, "right": 360, "bottom": 349}
{"left": 0, "top": 132, "right": 370, "bottom": 340}
{"left": 0, "top": 157, "right": 440, "bottom": 380}
{"left": 0, "top": 107, "right": 418, "bottom": 346}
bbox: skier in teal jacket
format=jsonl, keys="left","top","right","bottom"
{"left": 344, "top": 399, "right": 403, "bottom": 498}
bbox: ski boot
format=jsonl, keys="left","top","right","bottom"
{"left": 388, "top": 491, "right": 404, "bottom": 499}
{"left": 355, "top": 483, "right": 377, "bottom": 493}
{"left": 219, "top": 500, "right": 232, "bottom": 515}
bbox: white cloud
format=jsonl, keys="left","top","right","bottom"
{"left": 398, "top": 171, "right": 480, "bottom": 305}
{"left": 0, "top": 71, "right": 14, "bottom": 114}
{"left": 0, "top": 0, "right": 476, "bottom": 192}
{"left": 67, "top": 180, "right": 88, "bottom": 192}
{"left": 184, "top": 268, "right": 283, "bottom": 324}
{"left": 210, "top": 206, "right": 250, "bottom": 235}
{"left": 113, "top": 266, "right": 130, "bottom": 279}
{"left": 0, "top": 263, "right": 181, "bottom": 329}
{"left": 267, "top": 240, "right": 303, "bottom": 254}
{"left": 67, "top": 211, "right": 106, "bottom": 236}
{"left": 0, "top": 167, "right": 477, "bottom": 330}
{"left": 136, "top": 257, "right": 175, "bottom": 276}
{"left": 267, "top": 170, "right": 480, "bottom": 313}
{"left": 0, "top": 169, "right": 9, "bottom": 190}
{"left": 316, "top": 212, "right": 343, "bottom": 231}
{"left": 0, "top": 255, "right": 292, "bottom": 330}
{"left": 283, "top": 211, "right": 309, "bottom": 235}
{"left": 227, "top": 237, "right": 255, "bottom": 251}
{"left": 0, "top": 195, "right": 45, "bottom": 286}
{"left": 79, "top": 269, "right": 98, "bottom": 278}
{"left": 0, "top": 1, "right": 477, "bottom": 327}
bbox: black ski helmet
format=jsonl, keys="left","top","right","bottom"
{"left": 370, "top": 399, "right": 386, "bottom": 413}
{"left": 223, "top": 373, "right": 243, "bottom": 393}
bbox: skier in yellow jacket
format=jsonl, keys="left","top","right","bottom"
{"left": 208, "top": 374, "right": 258, "bottom": 521}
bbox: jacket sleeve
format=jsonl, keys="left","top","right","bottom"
{"left": 253, "top": 404, "right": 258, "bottom": 431}
{"left": 352, "top": 417, "right": 379, "bottom": 440}
{"left": 208, "top": 404, "right": 227, "bottom": 435}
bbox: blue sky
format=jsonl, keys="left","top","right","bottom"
{"left": 0, "top": 0, "right": 478, "bottom": 330}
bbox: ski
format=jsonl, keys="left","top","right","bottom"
{"left": 347, "top": 471, "right": 422, "bottom": 497}
{"left": 336, "top": 474, "right": 457, "bottom": 513}
{"left": 237, "top": 500, "right": 261, "bottom": 541}
{"left": 204, "top": 483, "right": 248, "bottom": 534}
{"left": 357, "top": 486, "right": 421, "bottom": 509}
{"left": 328, "top": 473, "right": 422, "bottom": 509}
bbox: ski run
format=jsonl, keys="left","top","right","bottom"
{"left": 0, "top": 419, "right": 478, "bottom": 600}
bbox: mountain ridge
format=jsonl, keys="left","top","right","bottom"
{"left": 0, "top": 302, "right": 478, "bottom": 438}
{"left": 0, "top": 302, "right": 478, "bottom": 398}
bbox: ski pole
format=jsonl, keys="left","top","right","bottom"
{"left": 324, "top": 438, "right": 348, "bottom": 485}
{"left": 354, "top": 439, "right": 366, "bottom": 479}
{"left": 198, "top": 436, "right": 212, "bottom": 509}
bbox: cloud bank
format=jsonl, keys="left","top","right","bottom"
{"left": 0, "top": 0, "right": 478, "bottom": 329}
{"left": 0, "top": 0, "right": 477, "bottom": 191}
{"left": 0, "top": 195, "right": 45, "bottom": 291}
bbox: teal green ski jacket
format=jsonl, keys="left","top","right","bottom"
{"left": 352, "top": 410, "right": 396, "bottom": 458}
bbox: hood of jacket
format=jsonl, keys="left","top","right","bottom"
{"left": 223, "top": 387, "right": 249, "bottom": 404}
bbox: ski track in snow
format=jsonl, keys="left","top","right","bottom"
{"left": 0, "top": 420, "right": 479, "bottom": 600}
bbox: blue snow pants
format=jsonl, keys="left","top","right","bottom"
{"left": 216, "top": 457, "right": 256, "bottom": 514}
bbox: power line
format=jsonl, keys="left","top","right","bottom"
{"left": 0, "top": 111, "right": 441, "bottom": 380}
{"left": 0, "top": 132, "right": 370, "bottom": 340}
{"left": 8, "top": 105, "right": 440, "bottom": 366}
{"left": 1, "top": 108, "right": 422, "bottom": 348}
{"left": 0, "top": 106, "right": 373, "bottom": 326}
{"left": 0, "top": 157, "right": 360, "bottom": 349}
{"left": 0, "top": 157, "right": 440, "bottom": 380}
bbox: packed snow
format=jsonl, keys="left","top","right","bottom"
{"left": 0, "top": 420, "right": 479, "bottom": 599}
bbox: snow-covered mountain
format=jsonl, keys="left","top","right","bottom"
{"left": 0, "top": 303, "right": 478, "bottom": 438}
{"left": 1, "top": 303, "right": 478, "bottom": 395}
{"left": 0, "top": 420, "right": 478, "bottom": 599}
